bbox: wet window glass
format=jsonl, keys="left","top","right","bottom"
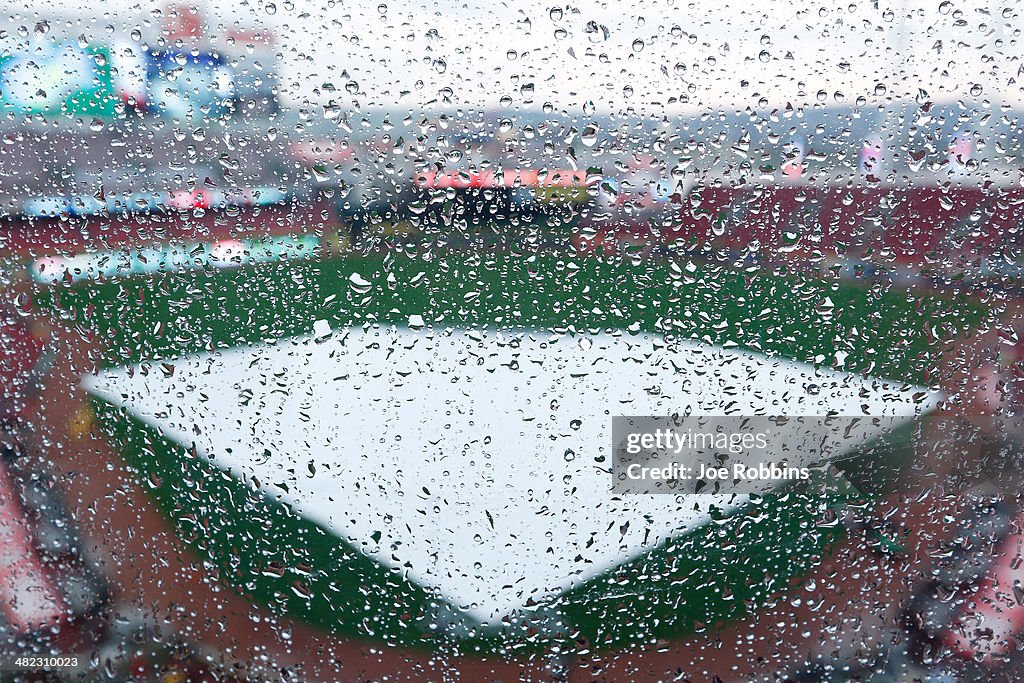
{"left": 0, "top": 1, "right": 1022, "bottom": 680}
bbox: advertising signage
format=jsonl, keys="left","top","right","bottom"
{"left": 0, "top": 42, "right": 116, "bottom": 118}
{"left": 144, "top": 50, "right": 235, "bottom": 120}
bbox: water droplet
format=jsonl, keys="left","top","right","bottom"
{"left": 584, "top": 21, "right": 609, "bottom": 42}
{"left": 581, "top": 124, "right": 598, "bottom": 147}
{"left": 349, "top": 273, "right": 372, "bottom": 294}
{"left": 323, "top": 101, "right": 341, "bottom": 120}
{"left": 13, "top": 291, "right": 32, "bottom": 316}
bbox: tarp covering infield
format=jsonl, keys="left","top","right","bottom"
{"left": 35, "top": 247, "right": 987, "bottom": 655}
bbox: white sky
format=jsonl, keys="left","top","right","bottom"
{"left": 1, "top": 0, "right": 1021, "bottom": 114}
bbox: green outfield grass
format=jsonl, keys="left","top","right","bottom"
{"left": 41, "top": 250, "right": 982, "bottom": 383}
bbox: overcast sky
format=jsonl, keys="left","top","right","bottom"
{"left": 1, "top": 0, "right": 1020, "bottom": 115}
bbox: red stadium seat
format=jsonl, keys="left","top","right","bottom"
{"left": 816, "top": 186, "right": 887, "bottom": 257}
{"left": 882, "top": 187, "right": 976, "bottom": 267}
{"left": 665, "top": 186, "right": 736, "bottom": 244}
